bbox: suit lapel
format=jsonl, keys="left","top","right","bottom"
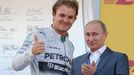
{"left": 81, "top": 53, "right": 90, "bottom": 64}
{"left": 96, "top": 47, "right": 113, "bottom": 70}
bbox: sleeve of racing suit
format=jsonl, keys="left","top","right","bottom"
{"left": 12, "top": 32, "right": 36, "bottom": 71}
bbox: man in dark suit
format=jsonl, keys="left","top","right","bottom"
{"left": 71, "top": 20, "right": 129, "bottom": 75}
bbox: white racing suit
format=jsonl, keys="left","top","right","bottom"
{"left": 12, "top": 26, "right": 74, "bottom": 75}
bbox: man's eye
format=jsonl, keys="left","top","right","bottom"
{"left": 85, "top": 33, "right": 90, "bottom": 36}
{"left": 60, "top": 14, "right": 65, "bottom": 17}
{"left": 68, "top": 16, "right": 74, "bottom": 19}
{"left": 92, "top": 33, "right": 98, "bottom": 36}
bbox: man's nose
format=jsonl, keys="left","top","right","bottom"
{"left": 88, "top": 35, "right": 94, "bottom": 41}
{"left": 63, "top": 17, "right": 69, "bottom": 23}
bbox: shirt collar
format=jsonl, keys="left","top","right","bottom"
{"left": 97, "top": 45, "right": 106, "bottom": 54}
{"left": 49, "top": 25, "right": 69, "bottom": 42}
{"left": 88, "top": 45, "right": 106, "bottom": 55}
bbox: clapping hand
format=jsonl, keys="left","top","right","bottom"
{"left": 81, "top": 61, "right": 96, "bottom": 75}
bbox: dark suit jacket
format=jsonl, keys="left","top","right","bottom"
{"left": 71, "top": 47, "right": 129, "bottom": 75}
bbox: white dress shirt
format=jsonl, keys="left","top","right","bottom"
{"left": 89, "top": 45, "right": 106, "bottom": 65}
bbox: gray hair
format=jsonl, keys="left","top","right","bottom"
{"left": 86, "top": 19, "right": 107, "bottom": 33}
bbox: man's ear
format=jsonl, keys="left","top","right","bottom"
{"left": 52, "top": 12, "right": 55, "bottom": 16}
{"left": 74, "top": 16, "right": 77, "bottom": 22}
{"left": 104, "top": 32, "right": 108, "bottom": 38}
{"left": 75, "top": 16, "right": 77, "bottom": 20}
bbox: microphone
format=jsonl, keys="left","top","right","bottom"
{"left": 61, "top": 36, "right": 66, "bottom": 42}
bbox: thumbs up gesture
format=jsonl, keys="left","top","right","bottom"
{"left": 32, "top": 33, "right": 45, "bottom": 55}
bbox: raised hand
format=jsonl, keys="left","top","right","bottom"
{"left": 32, "top": 33, "right": 45, "bottom": 55}
{"left": 81, "top": 61, "right": 96, "bottom": 75}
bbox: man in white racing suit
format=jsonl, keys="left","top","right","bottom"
{"left": 12, "top": 0, "right": 79, "bottom": 75}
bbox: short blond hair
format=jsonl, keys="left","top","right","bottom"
{"left": 52, "top": 0, "right": 79, "bottom": 16}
